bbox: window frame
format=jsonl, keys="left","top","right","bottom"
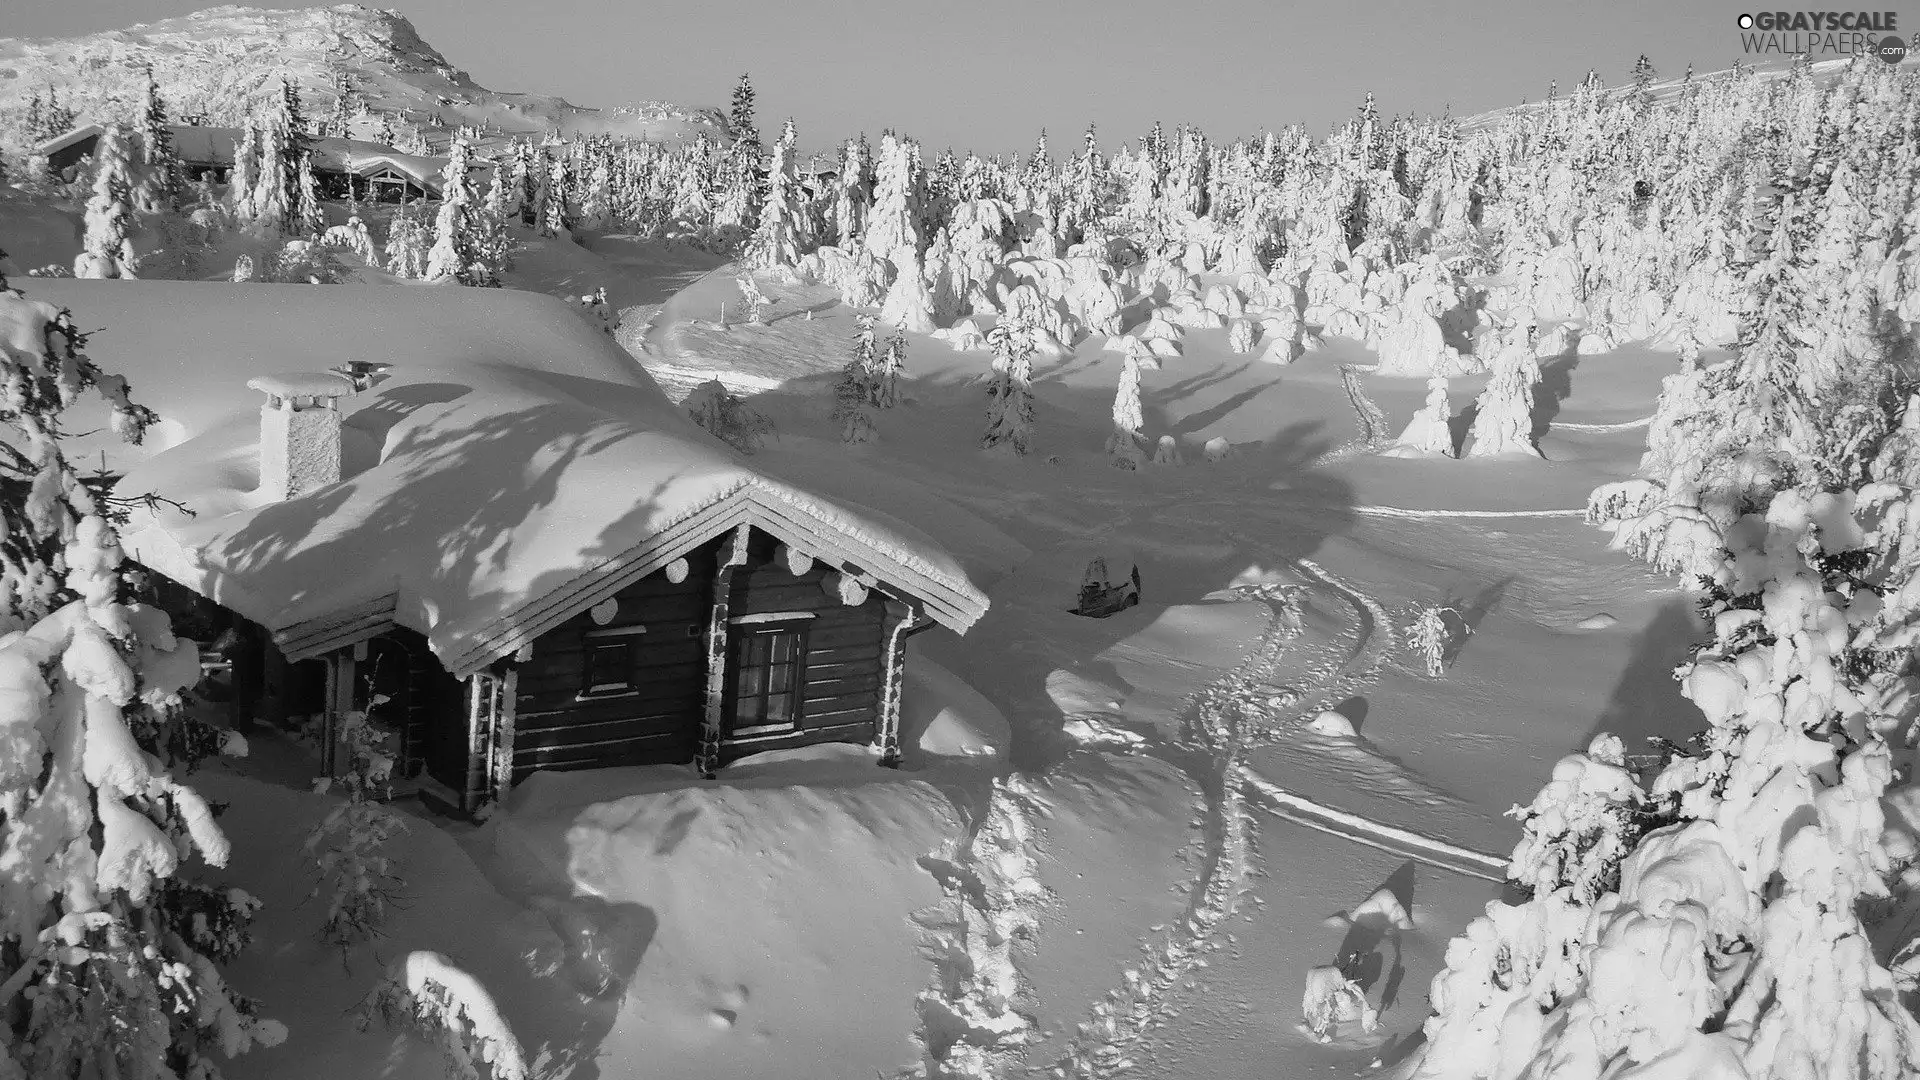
{"left": 725, "top": 617, "right": 811, "bottom": 738}
{"left": 578, "top": 625, "right": 646, "bottom": 699}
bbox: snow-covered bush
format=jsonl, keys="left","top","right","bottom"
{"left": 1303, "top": 962, "right": 1378, "bottom": 1042}
{"left": 305, "top": 702, "right": 410, "bottom": 959}
{"left": 354, "top": 951, "right": 526, "bottom": 1080}
{"left": 686, "top": 379, "right": 775, "bottom": 454}
{"left": 1407, "top": 605, "right": 1461, "bottom": 675}
{"left": 571, "top": 286, "right": 618, "bottom": 335}
{"left": 735, "top": 274, "right": 772, "bottom": 325}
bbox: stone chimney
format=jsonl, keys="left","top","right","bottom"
{"left": 247, "top": 371, "right": 356, "bottom": 500}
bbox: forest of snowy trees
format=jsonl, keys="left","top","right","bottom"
{"left": 12, "top": 45, "right": 1920, "bottom": 1080}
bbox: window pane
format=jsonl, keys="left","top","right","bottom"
{"left": 766, "top": 694, "right": 792, "bottom": 723}
{"left": 584, "top": 643, "right": 631, "bottom": 693}
{"left": 771, "top": 633, "right": 796, "bottom": 664}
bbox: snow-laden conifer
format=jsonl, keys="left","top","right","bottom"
{"left": 74, "top": 125, "right": 139, "bottom": 279}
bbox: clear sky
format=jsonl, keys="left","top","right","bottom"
{"left": 10, "top": 1, "right": 1827, "bottom": 153}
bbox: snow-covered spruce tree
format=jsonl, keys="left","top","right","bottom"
{"left": 426, "top": 137, "right": 496, "bottom": 286}
{"left": 75, "top": 125, "right": 139, "bottom": 280}
{"left": 864, "top": 133, "right": 924, "bottom": 264}
{"left": 354, "top": 951, "right": 526, "bottom": 1080}
{"left": 832, "top": 313, "right": 880, "bottom": 444}
{"left": 295, "top": 152, "right": 326, "bottom": 237}
{"left": 728, "top": 73, "right": 761, "bottom": 158}
{"left": 251, "top": 120, "right": 290, "bottom": 235}
{"left": 749, "top": 119, "right": 803, "bottom": 273}
{"left": 833, "top": 137, "right": 873, "bottom": 247}
{"left": 1392, "top": 376, "right": 1455, "bottom": 456}
{"left": 1465, "top": 329, "right": 1543, "bottom": 457}
{"left": 306, "top": 699, "right": 409, "bottom": 960}
{"left": 1412, "top": 472, "right": 1920, "bottom": 1079}
{"left": 0, "top": 283, "right": 286, "bottom": 1078}
{"left": 385, "top": 204, "right": 430, "bottom": 280}
{"left": 133, "top": 67, "right": 181, "bottom": 214}
{"left": 875, "top": 324, "right": 906, "bottom": 409}
{"left": 1107, "top": 347, "right": 1146, "bottom": 469}
{"left": 983, "top": 318, "right": 1038, "bottom": 455}
{"left": 538, "top": 151, "right": 572, "bottom": 240}
{"left": 229, "top": 125, "right": 258, "bottom": 225}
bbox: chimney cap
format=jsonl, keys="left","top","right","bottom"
{"left": 247, "top": 371, "right": 358, "bottom": 401}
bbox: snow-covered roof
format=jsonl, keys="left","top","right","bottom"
{"left": 23, "top": 281, "right": 990, "bottom": 676}
{"left": 33, "top": 123, "right": 105, "bottom": 159}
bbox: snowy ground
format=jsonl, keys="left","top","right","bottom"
{"left": 26, "top": 239, "right": 1698, "bottom": 1079}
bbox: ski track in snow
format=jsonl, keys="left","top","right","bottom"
{"left": 1350, "top": 505, "right": 1587, "bottom": 520}
{"left": 1035, "top": 545, "right": 1505, "bottom": 1078}
{"left": 1549, "top": 416, "right": 1653, "bottom": 432}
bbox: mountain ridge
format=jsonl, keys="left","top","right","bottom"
{"left": 0, "top": 4, "right": 731, "bottom": 156}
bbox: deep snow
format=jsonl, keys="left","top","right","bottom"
{"left": 12, "top": 238, "right": 1707, "bottom": 1080}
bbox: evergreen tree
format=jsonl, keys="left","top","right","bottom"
{"left": 269, "top": 79, "right": 312, "bottom": 229}
{"left": 134, "top": 66, "right": 181, "bottom": 212}
{"left": 40, "top": 87, "right": 78, "bottom": 142}
{"left": 74, "top": 125, "right": 139, "bottom": 280}
{"left": 983, "top": 318, "right": 1037, "bottom": 455}
{"left": 0, "top": 283, "right": 286, "bottom": 1080}
{"left": 426, "top": 137, "right": 494, "bottom": 285}
{"left": 23, "top": 92, "right": 45, "bottom": 144}
{"left": 749, "top": 119, "right": 803, "bottom": 271}
{"left": 729, "top": 73, "right": 761, "bottom": 156}
{"left": 230, "top": 125, "right": 259, "bottom": 224}
{"left": 252, "top": 121, "right": 290, "bottom": 234}
{"left": 833, "top": 137, "right": 874, "bottom": 247}
{"left": 1107, "top": 348, "right": 1146, "bottom": 469}
{"left": 874, "top": 324, "right": 906, "bottom": 408}
{"left": 296, "top": 152, "right": 326, "bottom": 236}
{"left": 539, "top": 150, "right": 573, "bottom": 239}
{"left": 832, "top": 313, "right": 880, "bottom": 443}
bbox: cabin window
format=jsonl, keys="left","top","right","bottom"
{"left": 729, "top": 625, "right": 807, "bottom": 735}
{"left": 581, "top": 641, "right": 636, "bottom": 696}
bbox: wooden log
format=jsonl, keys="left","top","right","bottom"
{"left": 776, "top": 543, "right": 814, "bottom": 576}
{"left": 664, "top": 557, "right": 690, "bottom": 584}
{"left": 822, "top": 571, "right": 869, "bottom": 607}
{"left": 697, "top": 524, "right": 753, "bottom": 777}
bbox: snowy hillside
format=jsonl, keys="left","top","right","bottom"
{"left": 0, "top": 5, "right": 730, "bottom": 157}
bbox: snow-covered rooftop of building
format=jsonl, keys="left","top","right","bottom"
{"left": 21, "top": 281, "right": 997, "bottom": 674}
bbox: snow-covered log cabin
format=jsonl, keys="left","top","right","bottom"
{"left": 37, "top": 281, "right": 996, "bottom": 813}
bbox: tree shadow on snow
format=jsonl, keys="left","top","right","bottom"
{"left": 1439, "top": 575, "right": 1514, "bottom": 666}
{"left": 736, "top": 358, "right": 1358, "bottom": 779}
{"left": 1331, "top": 861, "right": 1415, "bottom": 1011}
{"left": 1531, "top": 352, "right": 1579, "bottom": 443}
{"left": 1580, "top": 594, "right": 1708, "bottom": 756}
